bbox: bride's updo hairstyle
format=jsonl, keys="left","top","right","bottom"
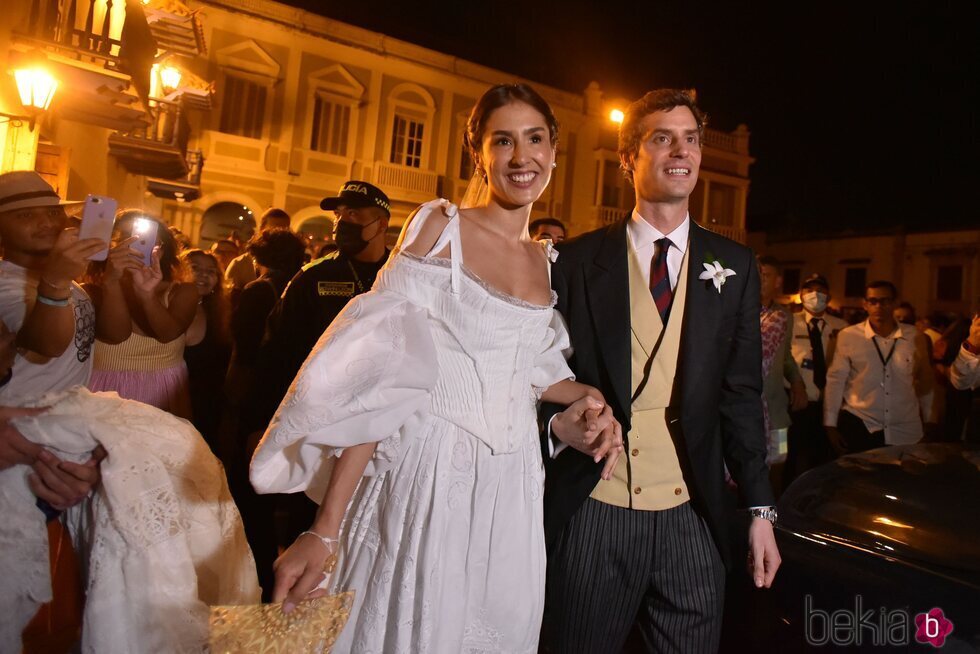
{"left": 464, "top": 83, "right": 559, "bottom": 179}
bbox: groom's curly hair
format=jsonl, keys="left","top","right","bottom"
{"left": 618, "top": 89, "right": 707, "bottom": 185}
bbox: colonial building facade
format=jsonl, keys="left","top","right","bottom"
{"left": 749, "top": 228, "right": 980, "bottom": 318}
{"left": 2, "top": 0, "right": 754, "bottom": 248}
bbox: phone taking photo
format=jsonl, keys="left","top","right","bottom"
{"left": 78, "top": 195, "right": 118, "bottom": 261}
{"left": 131, "top": 217, "right": 159, "bottom": 266}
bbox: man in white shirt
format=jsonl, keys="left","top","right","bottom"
{"left": 949, "top": 315, "right": 980, "bottom": 391}
{"left": 950, "top": 314, "right": 980, "bottom": 442}
{"left": 0, "top": 171, "right": 105, "bottom": 509}
{"left": 824, "top": 280, "right": 934, "bottom": 452}
{"left": 784, "top": 274, "right": 846, "bottom": 486}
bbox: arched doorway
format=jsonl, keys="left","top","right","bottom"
{"left": 297, "top": 215, "right": 334, "bottom": 258}
{"left": 199, "top": 202, "right": 256, "bottom": 249}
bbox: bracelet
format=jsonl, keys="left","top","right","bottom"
{"left": 36, "top": 294, "right": 71, "bottom": 307}
{"left": 299, "top": 530, "right": 339, "bottom": 551}
{"left": 39, "top": 277, "right": 70, "bottom": 291}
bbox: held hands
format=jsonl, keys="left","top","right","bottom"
{"left": 747, "top": 517, "right": 781, "bottom": 588}
{"left": 551, "top": 395, "right": 624, "bottom": 480}
{"left": 273, "top": 531, "right": 338, "bottom": 614}
{"left": 41, "top": 228, "right": 105, "bottom": 290}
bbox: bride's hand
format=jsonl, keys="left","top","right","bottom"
{"left": 272, "top": 531, "right": 338, "bottom": 613}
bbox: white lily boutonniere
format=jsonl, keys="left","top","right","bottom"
{"left": 699, "top": 260, "right": 736, "bottom": 293}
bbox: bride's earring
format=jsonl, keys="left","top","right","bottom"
{"left": 551, "top": 161, "right": 557, "bottom": 169}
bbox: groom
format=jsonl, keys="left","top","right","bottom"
{"left": 542, "top": 89, "right": 780, "bottom": 653}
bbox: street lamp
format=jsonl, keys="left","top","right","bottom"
{"left": 13, "top": 67, "right": 58, "bottom": 128}
{"left": 609, "top": 108, "right": 624, "bottom": 124}
{"left": 159, "top": 65, "right": 182, "bottom": 94}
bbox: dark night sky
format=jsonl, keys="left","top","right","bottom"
{"left": 284, "top": 1, "right": 976, "bottom": 236}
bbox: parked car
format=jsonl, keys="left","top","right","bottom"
{"left": 723, "top": 443, "right": 980, "bottom": 653}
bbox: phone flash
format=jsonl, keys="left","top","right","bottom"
{"left": 134, "top": 218, "right": 150, "bottom": 235}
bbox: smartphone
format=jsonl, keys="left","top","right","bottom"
{"left": 131, "top": 217, "right": 159, "bottom": 266}
{"left": 78, "top": 195, "right": 118, "bottom": 261}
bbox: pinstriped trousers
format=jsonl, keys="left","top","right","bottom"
{"left": 544, "top": 499, "right": 725, "bottom": 653}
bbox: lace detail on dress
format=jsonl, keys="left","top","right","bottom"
{"left": 398, "top": 251, "right": 557, "bottom": 310}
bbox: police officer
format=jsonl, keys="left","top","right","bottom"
{"left": 783, "top": 273, "right": 847, "bottom": 488}
{"left": 238, "top": 180, "right": 391, "bottom": 598}
{"left": 258, "top": 181, "right": 391, "bottom": 401}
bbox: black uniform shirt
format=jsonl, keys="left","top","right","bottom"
{"left": 246, "top": 250, "right": 390, "bottom": 431}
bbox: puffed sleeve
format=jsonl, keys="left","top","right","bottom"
{"left": 250, "top": 289, "right": 437, "bottom": 498}
{"left": 530, "top": 309, "right": 575, "bottom": 400}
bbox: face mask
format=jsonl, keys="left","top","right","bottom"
{"left": 334, "top": 217, "right": 380, "bottom": 256}
{"left": 801, "top": 291, "right": 828, "bottom": 314}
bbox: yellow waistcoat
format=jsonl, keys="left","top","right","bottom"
{"left": 590, "top": 242, "right": 690, "bottom": 510}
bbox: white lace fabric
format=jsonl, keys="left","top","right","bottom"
{"left": 0, "top": 387, "right": 260, "bottom": 653}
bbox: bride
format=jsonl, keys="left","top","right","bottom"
{"left": 250, "top": 83, "right": 622, "bottom": 652}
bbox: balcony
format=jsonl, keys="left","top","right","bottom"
{"left": 147, "top": 150, "right": 204, "bottom": 202}
{"left": 595, "top": 205, "right": 625, "bottom": 225}
{"left": 143, "top": 0, "right": 207, "bottom": 58}
{"left": 13, "top": 0, "right": 152, "bottom": 131}
{"left": 373, "top": 162, "right": 439, "bottom": 203}
{"left": 108, "top": 99, "right": 189, "bottom": 178}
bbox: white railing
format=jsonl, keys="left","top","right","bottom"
{"left": 374, "top": 162, "right": 438, "bottom": 196}
{"left": 703, "top": 128, "right": 737, "bottom": 152}
{"left": 596, "top": 205, "right": 624, "bottom": 225}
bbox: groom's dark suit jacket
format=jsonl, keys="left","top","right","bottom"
{"left": 542, "top": 217, "right": 774, "bottom": 569}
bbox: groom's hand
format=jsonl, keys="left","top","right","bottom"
{"left": 552, "top": 397, "right": 624, "bottom": 480}
{"left": 747, "top": 518, "right": 781, "bottom": 588}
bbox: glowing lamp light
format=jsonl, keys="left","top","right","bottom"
{"left": 14, "top": 67, "right": 58, "bottom": 112}
{"left": 159, "top": 66, "right": 182, "bottom": 93}
{"left": 609, "top": 108, "right": 624, "bottom": 124}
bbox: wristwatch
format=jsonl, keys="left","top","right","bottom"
{"left": 748, "top": 506, "right": 778, "bottom": 526}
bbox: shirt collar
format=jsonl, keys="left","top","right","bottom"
{"left": 804, "top": 311, "right": 825, "bottom": 325}
{"left": 862, "top": 320, "right": 904, "bottom": 340}
{"left": 628, "top": 209, "right": 690, "bottom": 254}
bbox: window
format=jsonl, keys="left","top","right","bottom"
{"left": 936, "top": 265, "right": 963, "bottom": 301}
{"left": 390, "top": 115, "right": 425, "bottom": 168}
{"left": 782, "top": 268, "right": 801, "bottom": 295}
{"left": 310, "top": 96, "right": 351, "bottom": 156}
{"left": 219, "top": 74, "right": 267, "bottom": 138}
{"left": 844, "top": 267, "right": 867, "bottom": 299}
{"left": 601, "top": 160, "right": 623, "bottom": 208}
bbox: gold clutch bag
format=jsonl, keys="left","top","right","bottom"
{"left": 209, "top": 591, "right": 354, "bottom": 653}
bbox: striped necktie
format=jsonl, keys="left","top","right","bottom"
{"left": 649, "top": 237, "right": 673, "bottom": 323}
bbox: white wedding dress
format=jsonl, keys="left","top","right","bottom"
{"left": 251, "top": 199, "right": 573, "bottom": 653}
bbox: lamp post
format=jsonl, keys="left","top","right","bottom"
{"left": 159, "top": 66, "right": 182, "bottom": 94}
{"left": 12, "top": 66, "right": 58, "bottom": 129}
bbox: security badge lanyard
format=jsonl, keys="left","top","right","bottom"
{"left": 871, "top": 335, "right": 898, "bottom": 388}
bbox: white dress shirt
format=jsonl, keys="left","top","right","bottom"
{"left": 627, "top": 210, "right": 690, "bottom": 292}
{"left": 789, "top": 310, "right": 847, "bottom": 401}
{"left": 950, "top": 344, "right": 980, "bottom": 390}
{"left": 823, "top": 320, "right": 933, "bottom": 444}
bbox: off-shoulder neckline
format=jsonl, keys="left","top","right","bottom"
{"left": 396, "top": 250, "right": 556, "bottom": 311}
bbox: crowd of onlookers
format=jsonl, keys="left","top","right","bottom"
{"left": 2, "top": 166, "right": 976, "bottom": 648}
{"left": 756, "top": 256, "right": 980, "bottom": 495}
